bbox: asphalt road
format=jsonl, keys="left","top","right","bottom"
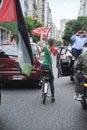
{"left": 0, "top": 77, "right": 87, "bottom": 130}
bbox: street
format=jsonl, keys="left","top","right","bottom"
{"left": 0, "top": 77, "right": 87, "bottom": 130}
{"left": 0, "top": 0, "right": 87, "bottom": 130}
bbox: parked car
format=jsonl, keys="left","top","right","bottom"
{"left": 0, "top": 42, "right": 42, "bottom": 88}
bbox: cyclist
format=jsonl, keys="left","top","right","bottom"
{"left": 40, "top": 32, "right": 55, "bottom": 103}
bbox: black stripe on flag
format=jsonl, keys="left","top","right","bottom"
{"left": 15, "top": 0, "right": 34, "bottom": 65}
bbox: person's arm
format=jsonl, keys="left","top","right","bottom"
{"left": 40, "top": 31, "right": 44, "bottom": 42}
{"left": 83, "top": 32, "right": 87, "bottom": 42}
{"left": 83, "top": 31, "right": 87, "bottom": 37}
{"left": 40, "top": 31, "right": 45, "bottom": 48}
{"left": 71, "top": 31, "right": 79, "bottom": 41}
{"left": 74, "top": 55, "right": 82, "bottom": 71}
{"left": 71, "top": 35, "right": 76, "bottom": 41}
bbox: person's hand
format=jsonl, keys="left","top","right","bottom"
{"left": 83, "top": 31, "right": 87, "bottom": 37}
{"left": 75, "top": 31, "right": 80, "bottom": 36}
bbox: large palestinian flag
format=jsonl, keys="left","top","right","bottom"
{"left": 0, "top": 0, "right": 33, "bottom": 76}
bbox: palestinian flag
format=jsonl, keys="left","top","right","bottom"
{"left": 31, "top": 27, "right": 51, "bottom": 38}
{"left": 0, "top": 0, "right": 33, "bottom": 76}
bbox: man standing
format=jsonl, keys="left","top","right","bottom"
{"left": 71, "top": 30, "right": 87, "bottom": 59}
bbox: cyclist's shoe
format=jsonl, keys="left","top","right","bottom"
{"left": 38, "top": 80, "right": 43, "bottom": 86}
{"left": 51, "top": 97, "right": 55, "bottom": 103}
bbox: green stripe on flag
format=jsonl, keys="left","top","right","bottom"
{"left": 22, "top": 65, "right": 33, "bottom": 77}
{"left": 0, "top": 22, "right": 18, "bottom": 35}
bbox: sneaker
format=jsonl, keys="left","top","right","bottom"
{"left": 73, "top": 95, "right": 78, "bottom": 100}
{"left": 76, "top": 95, "right": 82, "bottom": 101}
{"left": 51, "top": 97, "right": 55, "bottom": 103}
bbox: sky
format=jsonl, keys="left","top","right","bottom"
{"left": 48, "top": 0, "right": 80, "bottom": 29}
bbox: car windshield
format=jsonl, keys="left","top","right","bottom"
{"left": 0, "top": 44, "right": 18, "bottom": 57}
{"left": 0, "top": 43, "right": 40, "bottom": 59}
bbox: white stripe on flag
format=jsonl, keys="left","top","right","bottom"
{"left": 18, "top": 33, "right": 32, "bottom": 76}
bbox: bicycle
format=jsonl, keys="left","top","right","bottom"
{"left": 41, "top": 69, "right": 50, "bottom": 104}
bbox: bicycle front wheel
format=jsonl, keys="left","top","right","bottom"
{"left": 42, "top": 82, "right": 48, "bottom": 104}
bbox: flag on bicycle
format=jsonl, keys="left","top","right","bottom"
{"left": 0, "top": 0, "right": 33, "bottom": 76}
{"left": 31, "top": 27, "right": 51, "bottom": 38}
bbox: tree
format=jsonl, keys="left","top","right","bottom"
{"left": 25, "top": 16, "right": 43, "bottom": 42}
{"left": 55, "top": 40, "right": 61, "bottom": 47}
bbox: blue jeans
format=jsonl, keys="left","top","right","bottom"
{"left": 72, "top": 48, "right": 82, "bottom": 59}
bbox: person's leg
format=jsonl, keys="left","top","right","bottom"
{"left": 72, "top": 48, "right": 78, "bottom": 59}
{"left": 75, "top": 72, "right": 82, "bottom": 94}
{"left": 73, "top": 72, "right": 82, "bottom": 100}
{"left": 75, "top": 73, "right": 80, "bottom": 94}
{"left": 39, "top": 64, "right": 44, "bottom": 85}
{"left": 78, "top": 49, "right": 82, "bottom": 56}
{"left": 49, "top": 74, "right": 55, "bottom": 102}
{"left": 49, "top": 79, "right": 55, "bottom": 97}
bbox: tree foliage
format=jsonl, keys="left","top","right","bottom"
{"left": 55, "top": 40, "right": 61, "bottom": 47}
{"left": 25, "top": 16, "right": 43, "bottom": 42}
{"left": 63, "top": 16, "right": 87, "bottom": 44}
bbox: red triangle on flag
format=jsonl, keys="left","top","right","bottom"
{"left": 0, "top": 0, "right": 17, "bottom": 22}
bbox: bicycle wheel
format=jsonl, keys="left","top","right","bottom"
{"left": 42, "top": 82, "right": 48, "bottom": 104}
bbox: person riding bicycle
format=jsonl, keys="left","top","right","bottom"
{"left": 73, "top": 50, "right": 87, "bottom": 101}
{"left": 39, "top": 32, "right": 55, "bottom": 103}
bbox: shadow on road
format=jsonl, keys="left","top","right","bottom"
{"left": 1, "top": 81, "right": 41, "bottom": 90}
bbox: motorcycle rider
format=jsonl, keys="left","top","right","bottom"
{"left": 73, "top": 50, "right": 87, "bottom": 101}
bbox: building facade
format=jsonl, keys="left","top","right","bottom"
{"left": 0, "top": 0, "right": 60, "bottom": 43}
{"left": 58, "top": 19, "right": 70, "bottom": 41}
{"left": 78, "top": 0, "right": 87, "bottom": 16}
